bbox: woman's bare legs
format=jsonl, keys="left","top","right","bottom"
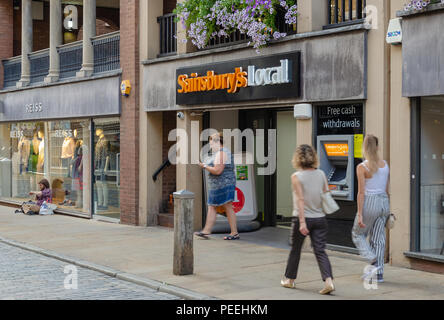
{"left": 201, "top": 205, "right": 218, "bottom": 234}
{"left": 223, "top": 202, "right": 238, "bottom": 236}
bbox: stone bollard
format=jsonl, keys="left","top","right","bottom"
{"left": 173, "top": 190, "right": 194, "bottom": 276}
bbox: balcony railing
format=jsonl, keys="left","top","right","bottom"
{"left": 2, "top": 57, "right": 21, "bottom": 88}
{"left": 2, "top": 31, "right": 121, "bottom": 88}
{"left": 58, "top": 41, "right": 83, "bottom": 79}
{"left": 93, "top": 31, "right": 120, "bottom": 73}
{"left": 30, "top": 49, "right": 50, "bottom": 84}
{"left": 158, "top": 13, "right": 177, "bottom": 57}
{"left": 325, "top": 0, "right": 367, "bottom": 29}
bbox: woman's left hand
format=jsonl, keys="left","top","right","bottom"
{"left": 198, "top": 162, "right": 205, "bottom": 169}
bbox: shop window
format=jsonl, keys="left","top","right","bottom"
{"left": 93, "top": 118, "right": 120, "bottom": 219}
{"left": 419, "top": 97, "right": 444, "bottom": 255}
{"left": 0, "top": 120, "right": 91, "bottom": 215}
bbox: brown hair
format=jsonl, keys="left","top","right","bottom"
{"left": 39, "top": 179, "right": 50, "bottom": 190}
{"left": 362, "top": 134, "right": 380, "bottom": 175}
{"left": 292, "top": 144, "right": 319, "bottom": 170}
{"left": 210, "top": 132, "right": 224, "bottom": 146}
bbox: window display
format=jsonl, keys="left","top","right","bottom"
{"left": 0, "top": 118, "right": 120, "bottom": 218}
{"left": 0, "top": 120, "right": 91, "bottom": 215}
{"left": 93, "top": 118, "right": 120, "bottom": 219}
{"left": 420, "top": 98, "right": 444, "bottom": 255}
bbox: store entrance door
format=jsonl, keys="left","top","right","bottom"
{"left": 239, "top": 109, "right": 275, "bottom": 227}
{"left": 275, "top": 111, "right": 297, "bottom": 228}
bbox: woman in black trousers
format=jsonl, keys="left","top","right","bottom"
{"left": 281, "top": 145, "right": 335, "bottom": 295}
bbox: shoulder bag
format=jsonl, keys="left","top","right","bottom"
{"left": 320, "top": 174, "right": 340, "bottom": 214}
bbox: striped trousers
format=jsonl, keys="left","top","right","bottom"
{"left": 352, "top": 193, "right": 390, "bottom": 275}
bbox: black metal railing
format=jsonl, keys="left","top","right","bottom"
{"left": 158, "top": 13, "right": 177, "bottom": 57}
{"left": 326, "top": 0, "right": 367, "bottom": 28}
{"left": 58, "top": 41, "right": 83, "bottom": 79}
{"left": 93, "top": 31, "right": 120, "bottom": 73}
{"left": 2, "top": 57, "right": 21, "bottom": 88}
{"left": 30, "top": 49, "right": 50, "bottom": 84}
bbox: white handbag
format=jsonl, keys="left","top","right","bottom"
{"left": 386, "top": 213, "right": 396, "bottom": 229}
{"left": 321, "top": 176, "right": 340, "bottom": 214}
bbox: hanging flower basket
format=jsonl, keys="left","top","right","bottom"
{"left": 403, "top": 0, "right": 444, "bottom": 12}
{"left": 174, "top": 0, "right": 298, "bottom": 51}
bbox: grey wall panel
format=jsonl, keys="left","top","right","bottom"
{"left": 402, "top": 12, "right": 444, "bottom": 97}
{"left": 0, "top": 76, "right": 121, "bottom": 122}
{"left": 143, "top": 30, "right": 367, "bottom": 111}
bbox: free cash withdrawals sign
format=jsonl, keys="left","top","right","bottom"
{"left": 317, "top": 104, "right": 364, "bottom": 158}
{"left": 316, "top": 104, "right": 364, "bottom": 136}
{"left": 176, "top": 52, "right": 301, "bottom": 105}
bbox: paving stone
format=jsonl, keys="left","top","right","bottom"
{"left": 0, "top": 243, "right": 182, "bottom": 300}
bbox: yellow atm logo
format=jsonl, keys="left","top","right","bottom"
{"left": 324, "top": 143, "right": 349, "bottom": 157}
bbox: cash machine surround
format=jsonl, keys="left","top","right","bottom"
{"left": 317, "top": 135, "right": 355, "bottom": 201}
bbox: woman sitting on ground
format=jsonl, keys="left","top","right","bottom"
{"left": 16, "top": 179, "right": 52, "bottom": 215}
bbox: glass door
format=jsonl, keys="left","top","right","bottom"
{"left": 239, "top": 109, "right": 274, "bottom": 226}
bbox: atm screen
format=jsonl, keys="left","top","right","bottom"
{"left": 330, "top": 167, "right": 347, "bottom": 183}
{"left": 324, "top": 143, "right": 349, "bottom": 157}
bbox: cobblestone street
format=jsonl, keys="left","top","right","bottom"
{"left": 0, "top": 243, "right": 181, "bottom": 300}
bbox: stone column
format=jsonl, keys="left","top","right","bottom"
{"left": 45, "top": 0, "right": 62, "bottom": 83}
{"left": 176, "top": 111, "right": 203, "bottom": 231}
{"left": 17, "top": 0, "right": 33, "bottom": 88}
{"left": 297, "top": 0, "right": 329, "bottom": 33}
{"left": 0, "top": 0, "right": 14, "bottom": 89}
{"left": 76, "top": 0, "right": 96, "bottom": 78}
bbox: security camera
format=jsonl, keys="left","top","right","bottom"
{"left": 177, "top": 112, "right": 185, "bottom": 120}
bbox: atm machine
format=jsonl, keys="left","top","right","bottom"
{"left": 317, "top": 135, "right": 355, "bottom": 201}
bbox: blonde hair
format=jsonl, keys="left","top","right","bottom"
{"left": 292, "top": 144, "right": 318, "bottom": 170}
{"left": 362, "top": 134, "right": 380, "bottom": 175}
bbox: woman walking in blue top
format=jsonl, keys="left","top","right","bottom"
{"left": 196, "top": 132, "right": 239, "bottom": 240}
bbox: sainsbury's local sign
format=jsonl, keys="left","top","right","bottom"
{"left": 176, "top": 52, "right": 300, "bottom": 105}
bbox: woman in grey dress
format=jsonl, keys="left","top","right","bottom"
{"left": 196, "top": 132, "right": 239, "bottom": 240}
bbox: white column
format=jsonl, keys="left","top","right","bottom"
{"left": 17, "top": 0, "right": 33, "bottom": 88}
{"left": 45, "top": 0, "right": 62, "bottom": 83}
{"left": 76, "top": 0, "right": 96, "bottom": 78}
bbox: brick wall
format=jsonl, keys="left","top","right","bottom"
{"left": 162, "top": 112, "right": 177, "bottom": 212}
{"left": 0, "top": 0, "right": 14, "bottom": 88}
{"left": 119, "top": 0, "right": 140, "bottom": 225}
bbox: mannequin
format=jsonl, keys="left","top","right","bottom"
{"left": 72, "top": 129, "right": 84, "bottom": 208}
{"left": 37, "top": 130, "right": 45, "bottom": 173}
{"left": 29, "top": 133, "right": 40, "bottom": 173}
{"left": 61, "top": 133, "right": 76, "bottom": 177}
{"left": 95, "top": 128, "right": 109, "bottom": 210}
{"left": 18, "top": 136, "right": 30, "bottom": 174}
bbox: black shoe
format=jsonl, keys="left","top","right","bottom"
{"left": 14, "top": 209, "right": 23, "bottom": 214}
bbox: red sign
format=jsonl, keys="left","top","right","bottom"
{"left": 233, "top": 187, "right": 245, "bottom": 214}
